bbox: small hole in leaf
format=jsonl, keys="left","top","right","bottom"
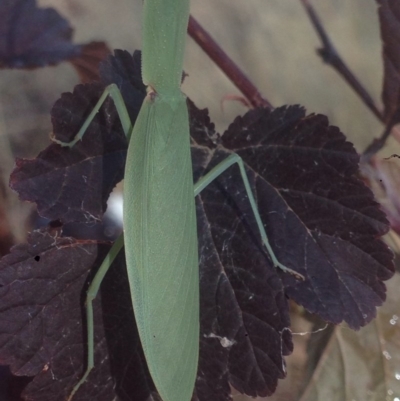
{"left": 34, "top": 256, "right": 40, "bottom": 262}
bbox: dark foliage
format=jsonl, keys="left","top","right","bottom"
{"left": 0, "top": 0, "right": 80, "bottom": 68}
{"left": 1, "top": 50, "right": 393, "bottom": 401}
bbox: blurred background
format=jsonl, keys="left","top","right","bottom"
{"left": 1, "top": 1, "right": 399, "bottom": 400}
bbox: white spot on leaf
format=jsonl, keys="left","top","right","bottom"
{"left": 204, "top": 333, "right": 236, "bottom": 348}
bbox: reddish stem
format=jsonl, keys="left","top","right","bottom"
{"left": 188, "top": 15, "right": 272, "bottom": 109}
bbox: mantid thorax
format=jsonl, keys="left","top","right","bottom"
{"left": 142, "top": 0, "right": 190, "bottom": 93}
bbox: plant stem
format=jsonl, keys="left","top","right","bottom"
{"left": 188, "top": 15, "right": 272, "bottom": 109}
{"left": 298, "top": 0, "right": 400, "bottom": 158}
{"left": 300, "top": 0, "right": 383, "bottom": 121}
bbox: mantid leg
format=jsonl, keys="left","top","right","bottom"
{"left": 194, "top": 153, "right": 304, "bottom": 280}
{"left": 60, "top": 84, "right": 133, "bottom": 400}
{"left": 67, "top": 234, "right": 124, "bottom": 401}
{"left": 53, "top": 84, "right": 133, "bottom": 147}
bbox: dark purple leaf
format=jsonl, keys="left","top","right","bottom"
{"left": 0, "top": 0, "right": 81, "bottom": 69}
{"left": 190, "top": 103, "right": 292, "bottom": 399}
{"left": 10, "top": 83, "right": 127, "bottom": 223}
{"left": 99, "top": 50, "right": 146, "bottom": 124}
{"left": 0, "top": 229, "right": 155, "bottom": 401}
{"left": 216, "top": 106, "right": 393, "bottom": 329}
{"left": 10, "top": 50, "right": 145, "bottom": 223}
{"left": 4, "top": 51, "right": 394, "bottom": 401}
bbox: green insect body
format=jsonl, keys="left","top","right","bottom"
{"left": 124, "top": 93, "right": 198, "bottom": 401}
{"left": 59, "top": 0, "right": 300, "bottom": 400}
{"left": 123, "top": 0, "right": 198, "bottom": 400}
{"left": 142, "top": 0, "right": 190, "bottom": 92}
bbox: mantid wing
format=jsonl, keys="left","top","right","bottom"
{"left": 123, "top": 92, "right": 199, "bottom": 401}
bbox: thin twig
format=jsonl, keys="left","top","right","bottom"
{"left": 188, "top": 15, "right": 272, "bottom": 109}
{"left": 300, "top": 0, "right": 384, "bottom": 121}
{"left": 300, "top": 0, "right": 383, "bottom": 121}
{"left": 362, "top": 111, "right": 400, "bottom": 161}
{"left": 299, "top": 0, "right": 400, "bottom": 158}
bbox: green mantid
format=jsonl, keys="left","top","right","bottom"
{"left": 53, "top": 1, "right": 302, "bottom": 400}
